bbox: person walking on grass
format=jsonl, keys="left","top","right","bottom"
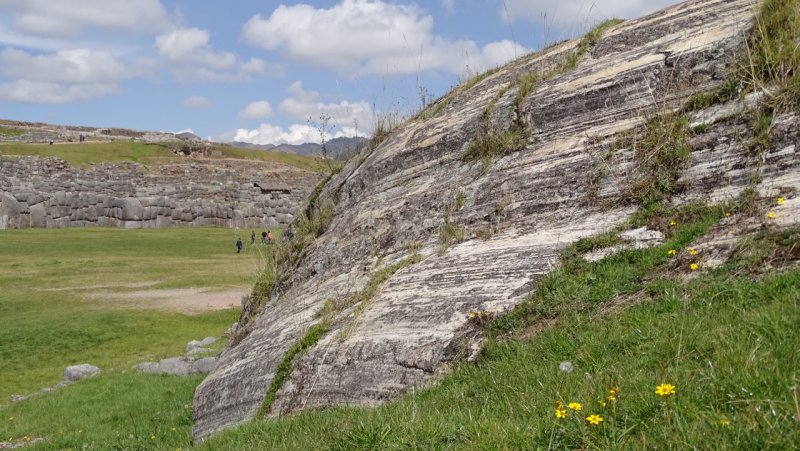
{"left": 236, "top": 237, "right": 243, "bottom": 253}
{"left": 267, "top": 230, "right": 273, "bottom": 243}
{"left": 250, "top": 231, "right": 256, "bottom": 245}
{"left": 261, "top": 231, "right": 267, "bottom": 244}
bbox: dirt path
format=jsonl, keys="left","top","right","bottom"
{"left": 87, "top": 287, "right": 245, "bottom": 314}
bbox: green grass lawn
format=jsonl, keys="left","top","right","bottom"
{"left": 0, "top": 227, "right": 282, "bottom": 450}
{"left": 0, "top": 142, "right": 173, "bottom": 168}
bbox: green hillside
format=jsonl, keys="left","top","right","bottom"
{"left": 0, "top": 141, "right": 330, "bottom": 173}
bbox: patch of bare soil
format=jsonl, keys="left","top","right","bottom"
{"left": 88, "top": 287, "right": 245, "bottom": 314}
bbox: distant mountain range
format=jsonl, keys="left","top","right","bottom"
{"left": 228, "top": 136, "right": 368, "bottom": 161}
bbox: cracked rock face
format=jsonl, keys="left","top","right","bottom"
{"left": 193, "top": 0, "right": 800, "bottom": 439}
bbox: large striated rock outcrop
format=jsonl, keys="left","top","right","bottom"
{"left": 194, "top": 0, "right": 800, "bottom": 439}
{"left": 0, "top": 157, "right": 321, "bottom": 229}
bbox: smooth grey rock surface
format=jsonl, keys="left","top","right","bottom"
{"left": 63, "top": 364, "right": 100, "bottom": 382}
{"left": 584, "top": 227, "right": 665, "bottom": 262}
{"left": 193, "top": 0, "right": 800, "bottom": 440}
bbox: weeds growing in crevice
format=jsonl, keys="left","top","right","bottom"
{"left": 561, "top": 18, "right": 625, "bottom": 73}
{"left": 725, "top": 226, "right": 800, "bottom": 275}
{"left": 740, "top": 0, "right": 800, "bottom": 112}
{"left": 254, "top": 250, "right": 422, "bottom": 418}
{"left": 747, "top": 105, "right": 775, "bottom": 158}
{"left": 416, "top": 67, "right": 502, "bottom": 121}
{"left": 437, "top": 191, "right": 468, "bottom": 254}
{"left": 683, "top": 78, "right": 740, "bottom": 112}
{"left": 461, "top": 19, "right": 623, "bottom": 175}
{"left": 610, "top": 114, "right": 691, "bottom": 205}
{"left": 256, "top": 321, "right": 330, "bottom": 418}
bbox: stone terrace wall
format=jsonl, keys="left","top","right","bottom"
{"left": 0, "top": 156, "right": 322, "bottom": 229}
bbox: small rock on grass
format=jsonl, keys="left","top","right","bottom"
{"left": 187, "top": 336, "right": 217, "bottom": 352}
{"left": 64, "top": 364, "right": 100, "bottom": 382}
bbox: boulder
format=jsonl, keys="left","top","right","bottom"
{"left": 64, "top": 364, "right": 100, "bottom": 382}
{"left": 133, "top": 357, "right": 194, "bottom": 376}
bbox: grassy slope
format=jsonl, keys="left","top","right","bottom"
{"left": 0, "top": 142, "right": 172, "bottom": 168}
{"left": 0, "top": 141, "right": 329, "bottom": 173}
{"left": 200, "top": 209, "right": 799, "bottom": 450}
{"left": 0, "top": 227, "right": 300, "bottom": 450}
{"left": 0, "top": 228, "right": 270, "bottom": 401}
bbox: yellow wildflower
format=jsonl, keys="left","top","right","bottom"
{"left": 608, "top": 384, "right": 620, "bottom": 401}
{"left": 689, "top": 248, "right": 697, "bottom": 255}
{"left": 599, "top": 400, "right": 607, "bottom": 407}
{"left": 568, "top": 402, "right": 583, "bottom": 411}
{"left": 555, "top": 408, "right": 567, "bottom": 419}
{"left": 725, "top": 212, "right": 731, "bottom": 217}
{"left": 768, "top": 212, "right": 776, "bottom": 219}
{"left": 171, "top": 427, "right": 177, "bottom": 432}
{"left": 777, "top": 197, "right": 785, "bottom": 205}
{"left": 669, "top": 220, "right": 677, "bottom": 226}
{"left": 690, "top": 263, "right": 699, "bottom": 271}
{"left": 150, "top": 435, "right": 156, "bottom": 440}
{"left": 655, "top": 383, "right": 676, "bottom": 396}
{"left": 468, "top": 312, "right": 476, "bottom": 319}
{"left": 667, "top": 249, "right": 676, "bottom": 256}
{"left": 718, "top": 417, "right": 730, "bottom": 426}
{"left": 586, "top": 414, "right": 603, "bottom": 425}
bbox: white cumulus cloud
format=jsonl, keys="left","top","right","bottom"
{"left": 225, "top": 121, "right": 365, "bottom": 146}
{"left": 238, "top": 100, "right": 274, "bottom": 120}
{"left": 156, "top": 27, "right": 274, "bottom": 82}
{"left": 0, "top": 47, "right": 151, "bottom": 83}
{"left": 242, "top": 0, "right": 529, "bottom": 76}
{"left": 0, "top": 0, "right": 171, "bottom": 38}
{"left": 0, "top": 79, "right": 119, "bottom": 103}
{"left": 230, "top": 123, "right": 321, "bottom": 146}
{"left": 278, "top": 81, "right": 373, "bottom": 131}
{"left": 0, "top": 47, "right": 152, "bottom": 103}
{"left": 183, "top": 95, "right": 210, "bottom": 109}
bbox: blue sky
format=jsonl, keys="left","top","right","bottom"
{"left": 0, "top": 0, "right": 678, "bottom": 145}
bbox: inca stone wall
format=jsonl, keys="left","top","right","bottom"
{"left": 0, "top": 156, "right": 321, "bottom": 229}
{"left": 193, "top": 0, "right": 800, "bottom": 439}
